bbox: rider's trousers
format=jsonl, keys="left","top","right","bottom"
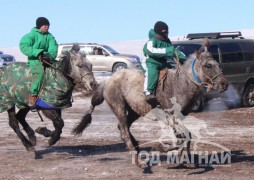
{"left": 28, "top": 60, "right": 44, "bottom": 96}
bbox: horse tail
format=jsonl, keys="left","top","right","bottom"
{"left": 72, "top": 81, "right": 105, "bottom": 136}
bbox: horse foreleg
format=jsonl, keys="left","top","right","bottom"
{"left": 40, "top": 110, "right": 64, "bottom": 146}
{"left": 175, "top": 128, "right": 192, "bottom": 167}
{"left": 7, "top": 107, "right": 35, "bottom": 152}
{"left": 16, "top": 108, "right": 37, "bottom": 146}
{"left": 35, "top": 127, "right": 54, "bottom": 137}
{"left": 49, "top": 112, "right": 64, "bottom": 146}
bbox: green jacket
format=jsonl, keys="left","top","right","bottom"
{"left": 143, "top": 29, "right": 186, "bottom": 63}
{"left": 19, "top": 27, "right": 58, "bottom": 61}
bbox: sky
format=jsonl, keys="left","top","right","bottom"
{"left": 1, "top": 0, "right": 254, "bottom": 47}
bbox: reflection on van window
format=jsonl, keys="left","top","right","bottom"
{"left": 220, "top": 43, "right": 243, "bottom": 63}
{"left": 173, "top": 44, "right": 201, "bottom": 57}
{"left": 241, "top": 42, "right": 254, "bottom": 61}
{"left": 210, "top": 45, "right": 219, "bottom": 62}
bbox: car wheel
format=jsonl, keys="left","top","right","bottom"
{"left": 242, "top": 84, "right": 254, "bottom": 107}
{"left": 191, "top": 95, "right": 204, "bottom": 112}
{"left": 112, "top": 63, "right": 127, "bottom": 73}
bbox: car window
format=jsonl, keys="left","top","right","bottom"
{"left": 220, "top": 43, "right": 244, "bottom": 63}
{"left": 92, "top": 47, "right": 104, "bottom": 55}
{"left": 209, "top": 45, "right": 220, "bottom": 62}
{"left": 79, "top": 46, "right": 94, "bottom": 55}
{"left": 102, "top": 45, "right": 119, "bottom": 55}
{"left": 240, "top": 42, "right": 254, "bottom": 61}
{"left": 61, "top": 46, "right": 72, "bottom": 53}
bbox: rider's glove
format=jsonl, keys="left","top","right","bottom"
{"left": 41, "top": 53, "right": 51, "bottom": 66}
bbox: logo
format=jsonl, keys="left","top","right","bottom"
{"left": 131, "top": 97, "right": 231, "bottom": 166}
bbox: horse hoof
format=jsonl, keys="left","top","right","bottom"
{"left": 137, "top": 161, "right": 148, "bottom": 168}
{"left": 176, "top": 163, "right": 188, "bottom": 169}
{"left": 35, "top": 127, "right": 53, "bottom": 137}
{"left": 26, "top": 146, "right": 36, "bottom": 152}
{"left": 134, "top": 155, "right": 148, "bottom": 168}
{"left": 29, "top": 136, "right": 37, "bottom": 146}
{"left": 48, "top": 138, "right": 59, "bottom": 146}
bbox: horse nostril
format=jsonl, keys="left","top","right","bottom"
{"left": 90, "top": 82, "right": 96, "bottom": 88}
{"left": 222, "top": 82, "right": 228, "bottom": 90}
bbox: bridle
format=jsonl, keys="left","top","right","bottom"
{"left": 191, "top": 58, "right": 223, "bottom": 91}
{"left": 174, "top": 52, "right": 223, "bottom": 91}
{"left": 69, "top": 56, "right": 93, "bottom": 84}
{"left": 42, "top": 54, "right": 93, "bottom": 85}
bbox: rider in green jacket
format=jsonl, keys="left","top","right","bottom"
{"left": 19, "top": 17, "right": 58, "bottom": 107}
{"left": 142, "top": 21, "right": 186, "bottom": 104}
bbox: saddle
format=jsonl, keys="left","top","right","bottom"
{"left": 158, "top": 68, "right": 168, "bottom": 91}
{"left": 159, "top": 68, "right": 168, "bottom": 82}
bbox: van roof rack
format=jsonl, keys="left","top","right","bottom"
{"left": 186, "top": 31, "right": 243, "bottom": 40}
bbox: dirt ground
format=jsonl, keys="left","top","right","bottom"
{"left": 0, "top": 92, "right": 254, "bottom": 179}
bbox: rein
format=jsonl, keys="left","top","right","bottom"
{"left": 42, "top": 58, "right": 92, "bottom": 85}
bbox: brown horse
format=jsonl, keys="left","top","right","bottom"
{"left": 73, "top": 39, "right": 228, "bottom": 166}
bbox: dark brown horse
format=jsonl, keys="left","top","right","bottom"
{"left": 0, "top": 48, "right": 96, "bottom": 151}
{"left": 73, "top": 39, "right": 228, "bottom": 166}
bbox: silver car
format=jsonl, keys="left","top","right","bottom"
{"left": 0, "top": 58, "right": 4, "bottom": 68}
{"left": 57, "top": 43, "right": 141, "bottom": 73}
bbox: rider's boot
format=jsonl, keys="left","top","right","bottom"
{"left": 145, "top": 94, "right": 160, "bottom": 108}
{"left": 28, "top": 95, "right": 37, "bottom": 107}
{"left": 145, "top": 94, "right": 157, "bottom": 103}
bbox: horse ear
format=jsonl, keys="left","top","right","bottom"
{"left": 70, "top": 49, "right": 77, "bottom": 54}
{"left": 195, "top": 51, "right": 200, "bottom": 60}
{"left": 203, "top": 38, "right": 210, "bottom": 51}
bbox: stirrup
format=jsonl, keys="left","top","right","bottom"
{"left": 30, "top": 106, "right": 37, "bottom": 112}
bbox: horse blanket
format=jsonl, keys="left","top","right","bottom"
{"left": 0, "top": 62, "right": 73, "bottom": 112}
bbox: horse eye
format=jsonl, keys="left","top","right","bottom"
{"left": 77, "top": 63, "right": 84, "bottom": 68}
{"left": 205, "top": 64, "right": 212, "bottom": 69}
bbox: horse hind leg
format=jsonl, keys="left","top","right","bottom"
{"left": 111, "top": 103, "right": 142, "bottom": 167}
{"left": 7, "top": 107, "right": 35, "bottom": 152}
{"left": 126, "top": 107, "right": 141, "bottom": 152}
{"left": 126, "top": 108, "right": 152, "bottom": 168}
{"left": 16, "top": 108, "right": 37, "bottom": 146}
{"left": 38, "top": 110, "right": 64, "bottom": 146}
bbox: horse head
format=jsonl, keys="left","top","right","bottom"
{"left": 58, "top": 49, "right": 97, "bottom": 92}
{"left": 192, "top": 39, "right": 228, "bottom": 93}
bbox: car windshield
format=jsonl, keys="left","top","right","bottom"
{"left": 102, "top": 45, "right": 119, "bottom": 55}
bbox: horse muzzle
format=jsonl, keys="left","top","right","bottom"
{"left": 83, "top": 79, "right": 97, "bottom": 92}
{"left": 213, "top": 76, "right": 228, "bottom": 93}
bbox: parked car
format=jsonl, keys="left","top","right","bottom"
{"left": 0, "top": 58, "right": 4, "bottom": 68}
{"left": 172, "top": 31, "right": 254, "bottom": 111}
{"left": 0, "top": 51, "right": 16, "bottom": 68}
{"left": 57, "top": 43, "right": 141, "bottom": 73}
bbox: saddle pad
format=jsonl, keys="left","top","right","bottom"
{"left": 0, "top": 62, "right": 73, "bottom": 112}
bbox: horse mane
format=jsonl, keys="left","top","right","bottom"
{"left": 180, "top": 53, "right": 196, "bottom": 70}
{"left": 55, "top": 51, "right": 72, "bottom": 76}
